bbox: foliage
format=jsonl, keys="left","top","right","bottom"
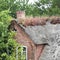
{"left": 0, "top": 10, "right": 18, "bottom": 60}
{"left": 0, "top": 0, "right": 29, "bottom": 18}
{"left": 0, "top": 10, "right": 26, "bottom": 60}
{"left": 0, "top": 0, "right": 60, "bottom": 17}
{"left": 34, "top": 0, "right": 60, "bottom": 16}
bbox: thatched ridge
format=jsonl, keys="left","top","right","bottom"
{"left": 18, "top": 16, "right": 60, "bottom": 26}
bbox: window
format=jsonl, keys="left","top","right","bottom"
{"left": 16, "top": 46, "right": 27, "bottom": 60}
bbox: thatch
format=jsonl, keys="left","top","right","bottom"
{"left": 18, "top": 16, "right": 60, "bottom": 26}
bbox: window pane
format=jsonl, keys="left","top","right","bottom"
{"left": 16, "top": 46, "right": 27, "bottom": 60}
{"left": 23, "top": 47, "right": 26, "bottom": 51}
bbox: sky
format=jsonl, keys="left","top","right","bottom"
{"left": 29, "top": 0, "right": 38, "bottom": 3}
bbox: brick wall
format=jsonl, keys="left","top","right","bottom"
{"left": 35, "top": 45, "right": 45, "bottom": 60}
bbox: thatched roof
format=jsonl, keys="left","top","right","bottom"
{"left": 24, "top": 23, "right": 60, "bottom": 44}
{"left": 18, "top": 16, "right": 60, "bottom": 26}
{"left": 18, "top": 16, "right": 60, "bottom": 44}
{"left": 12, "top": 16, "right": 60, "bottom": 44}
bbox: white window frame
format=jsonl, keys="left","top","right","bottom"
{"left": 16, "top": 46, "right": 27, "bottom": 60}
